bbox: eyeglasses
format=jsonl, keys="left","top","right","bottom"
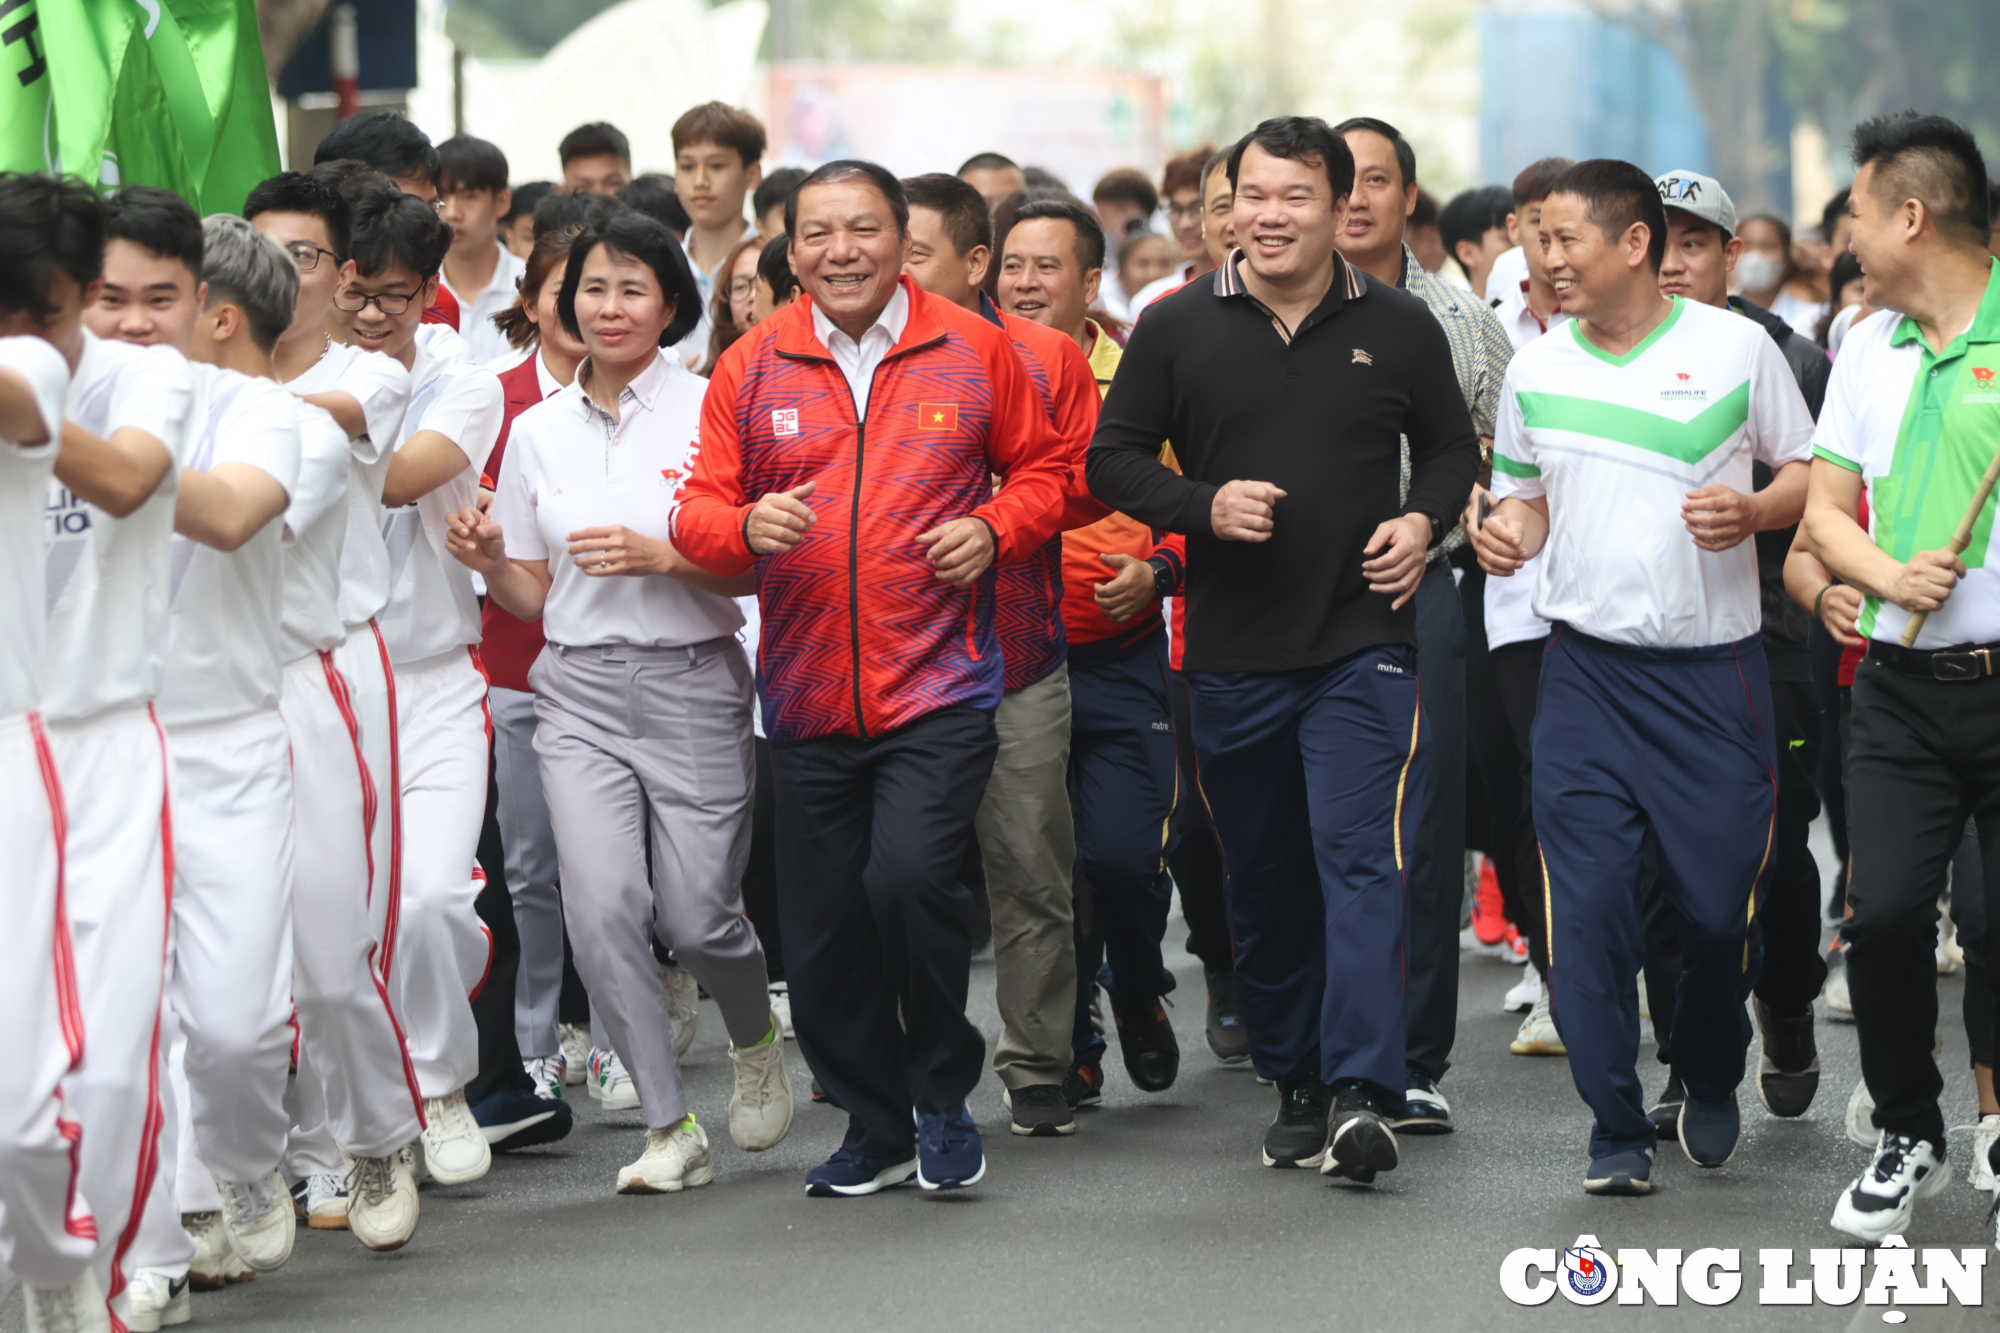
{"left": 1165, "top": 202, "right": 1204, "bottom": 222}
{"left": 726, "top": 276, "right": 758, "bottom": 299}
{"left": 286, "top": 241, "right": 338, "bottom": 272}
{"left": 332, "top": 287, "right": 417, "bottom": 315}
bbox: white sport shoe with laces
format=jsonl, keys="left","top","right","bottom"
{"left": 302, "top": 1169, "right": 349, "bottom": 1229}
{"left": 588, "top": 1046, "right": 642, "bottom": 1111}
{"left": 559, "top": 1023, "right": 589, "bottom": 1085}
{"left": 768, "top": 981, "right": 794, "bottom": 1039}
{"left": 347, "top": 1146, "right": 420, "bottom": 1252}
{"left": 1509, "top": 992, "right": 1566, "bottom": 1056}
{"left": 185, "top": 1210, "right": 253, "bottom": 1289}
{"left": 1501, "top": 968, "right": 1540, "bottom": 1014}
{"left": 22, "top": 1267, "right": 111, "bottom": 1333}
{"left": 728, "top": 1017, "right": 796, "bottom": 1151}
{"left": 524, "top": 1053, "right": 565, "bottom": 1100}
{"left": 124, "top": 1270, "right": 189, "bottom": 1332}
{"left": 421, "top": 1089, "right": 493, "bottom": 1184}
{"left": 616, "top": 1119, "right": 714, "bottom": 1194}
{"left": 218, "top": 1169, "right": 295, "bottom": 1272}
{"left": 1831, "top": 1131, "right": 1947, "bottom": 1242}
{"left": 1969, "top": 1113, "right": 2000, "bottom": 1190}
{"left": 661, "top": 962, "right": 699, "bottom": 1056}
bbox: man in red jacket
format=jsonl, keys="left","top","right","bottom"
{"left": 673, "top": 160, "right": 1070, "bottom": 1198}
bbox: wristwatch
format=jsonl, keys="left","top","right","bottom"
{"left": 1148, "top": 555, "right": 1176, "bottom": 599}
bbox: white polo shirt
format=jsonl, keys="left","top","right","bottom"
{"left": 0, "top": 336, "right": 70, "bottom": 717}
{"left": 444, "top": 243, "right": 527, "bottom": 368}
{"left": 45, "top": 332, "right": 194, "bottom": 724}
{"left": 1492, "top": 296, "right": 1815, "bottom": 648}
{"left": 376, "top": 337, "right": 504, "bottom": 665}
{"left": 156, "top": 367, "right": 303, "bottom": 727}
{"left": 284, "top": 340, "right": 411, "bottom": 627}
{"left": 280, "top": 400, "right": 355, "bottom": 663}
{"left": 1484, "top": 281, "right": 1567, "bottom": 652}
{"left": 495, "top": 350, "right": 743, "bottom": 650}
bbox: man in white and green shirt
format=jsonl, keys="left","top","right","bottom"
{"left": 1473, "top": 159, "right": 1813, "bottom": 1196}
{"left": 1800, "top": 112, "right": 2000, "bottom": 1245}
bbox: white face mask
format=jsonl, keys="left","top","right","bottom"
{"left": 1734, "top": 251, "right": 1784, "bottom": 292}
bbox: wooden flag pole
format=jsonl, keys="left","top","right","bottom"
{"left": 1899, "top": 445, "right": 2000, "bottom": 646}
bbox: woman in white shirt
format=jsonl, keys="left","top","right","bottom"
{"left": 445, "top": 211, "right": 791, "bottom": 1195}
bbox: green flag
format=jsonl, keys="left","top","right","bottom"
{"left": 0, "top": 0, "right": 279, "bottom": 214}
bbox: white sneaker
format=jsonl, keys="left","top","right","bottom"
{"left": 768, "top": 981, "right": 794, "bottom": 1039}
{"left": 524, "top": 1054, "right": 565, "bottom": 1101}
{"left": 588, "top": 1046, "right": 642, "bottom": 1111}
{"left": 1939, "top": 912, "right": 1964, "bottom": 974}
{"left": 1831, "top": 1131, "right": 1947, "bottom": 1242}
{"left": 346, "top": 1147, "right": 420, "bottom": 1252}
{"left": 1845, "top": 1076, "right": 1878, "bottom": 1148}
{"left": 124, "top": 1271, "right": 189, "bottom": 1332}
{"left": 22, "top": 1267, "right": 111, "bottom": 1333}
{"left": 217, "top": 1169, "right": 295, "bottom": 1272}
{"left": 559, "top": 1023, "right": 589, "bottom": 1085}
{"left": 420, "top": 1090, "right": 493, "bottom": 1184}
{"left": 185, "top": 1210, "right": 253, "bottom": 1289}
{"left": 1509, "top": 992, "right": 1566, "bottom": 1056}
{"left": 1501, "top": 968, "right": 1541, "bottom": 1014}
{"left": 1637, "top": 969, "right": 1650, "bottom": 1023}
{"left": 1970, "top": 1114, "right": 2000, "bottom": 1189}
{"left": 661, "top": 962, "right": 699, "bottom": 1057}
{"left": 302, "top": 1170, "right": 349, "bottom": 1229}
{"left": 727, "top": 1019, "right": 796, "bottom": 1151}
{"left": 615, "top": 1120, "right": 714, "bottom": 1194}
{"left": 1822, "top": 956, "right": 1854, "bottom": 1021}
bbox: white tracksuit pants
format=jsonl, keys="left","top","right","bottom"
{"left": 389, "top": 647, "right": 490, "bottom": 1099}
{"left": 0, "top": 711, "right": 95, "bottom": 1290}
{"left": 48, "top": 704, "right": 172, "bottom": 1323}
{"left": 126, "top": 1011, "right": 199, "bottom": 1281}
{"left": 491, "top": 685, "right": 566, "bottom": 1059}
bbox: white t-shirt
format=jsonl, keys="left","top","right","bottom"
{"left": 1132, "top": 261, "right": 1200, "bottom": 318}
{"left": 44, "top": 332, "right": 193, "bottom": 723}
{"left": 157, "top": 367, "right": 303, "bottom": 727}
{"left": 284, "top": 341, "right": 411, "bottom": 627}
{"left": 1491, "top": 296, "right": 1815, "bottom": 648}
{"left": 1484, "top": 285, "right": 1567, "bottom": 651}
{"left": 280, "top": 401, "right": 355, "bottom": 663}
{"left": 377, "top": 339, "right": 503, "bottom": 665}
{"left": 496, "top": 351, "right": 743, "bottom": 650}
{"left": 0, "top": 336, "right": 70, "bottom": 717}
{"left": 443, "top": 243, "right": 527, "bottom": 369}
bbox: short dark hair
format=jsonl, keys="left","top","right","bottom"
{"left": 495, "top": 223, "right": 584, "bottom": 351}
{"left": 1007, "top": 197, "right": 1106, "bottom": 272}
{"left": 617, "top": 174, "right": 691, "bottom": 238}
{"left": 1549, "top": 158, "right": 1667, "bottom": 272}
{"left": 1332, "top": 116, "right": 1417, "bottom": 189}
{"left": 536, "top": 188, "right": 623, "bottom": 240}
{"left": 1819, "top": 186, "right": 1850, "bottom": 243}
{"left": 244, "top": 170, "right": 352, "bottom": 261}
{"left": 0, "top": 173, "right": 105, "bottom": 322}
{"left": 671, "top": 102, "right": 766, "bottom": 169}
{"left": 1162, "top": 146, "right": 1216, "bottom": 198}
{"left": 308, "top": 158, "right": 395, "bottom": 201}
{"left": 1227, "top": 116, "right": 1355, "bottom": 201}
{"left": 958, "top": 152, "right": 1020, "bottom": 176}
{"left": 1093, "top": 167, "right": 1159, "bottom": 217}
{"left": 1201, "top": 149, "right": 1232, "bottom": 193}
{"left": 756, "top": 233, "right": 799, "bottom": 306}
{"left": 348, "top": 186, "right": 452, "bottom": 281}
{"left": 1410, "top": 188, "right": 1440, "bottom": 231}
{"left": 504, "top": 181, "right": 552, "bottom": 225}
{"left": 557, "top": 211, "right": 702, "bottom": 347}
{"left": 1852, "top": 110, "right": 1992, "bottom": 247}
{"left": 1512, "top": 156, "right": 1575, "bottom": 208}
{"left": 1439, "top": 184, "right": 1513, "bottom": 278}
{"left": 436, "top": 136, "right": 509, "bottom": 195}
{"left": 1022, "top": 166, "right": 1069, "bottom": 195}
{"left": 786, "top": 160, "right": 908, "bottom": 237}
{"left": 754, "top": 167, "right": 808, "bottom": 224}
{"left": 105, "top": 186, "right": 204, "bottom": 276}
{"left": 559, "top": 122, "right": 630, "bottom": 167}
{"left": 314, "top": 112, "right": 440, "bottom": 188}
{"left": 901, "top": 173, "right": 992, "bottom": 259}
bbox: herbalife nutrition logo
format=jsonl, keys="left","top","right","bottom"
{"left": 1501, "top": 1233, "right": 1985, "bottom": 1318}
{"left": 1660, "top": 371, "right": 1708, "bottom": 404}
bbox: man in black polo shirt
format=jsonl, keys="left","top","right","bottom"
{"left": 1088, "top": 116, "right": 1481, "bottom": 1184}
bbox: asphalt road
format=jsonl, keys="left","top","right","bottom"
{"left": 7, "top": 897, "right": 1997, "bottom": 1331}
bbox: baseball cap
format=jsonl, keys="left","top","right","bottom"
{"left": 1654, "top": 169, "right": 1736, "bottom": 236}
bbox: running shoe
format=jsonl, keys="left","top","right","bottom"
{"left": 1509, "top": 992, "right": 1566, "bottom": 1056}
{"left": 1753, "top": 1000, "right": 1819, "bottom": 1118}
{"left": 218, "top": 1170, "right": 295, "bottom": 1272}
{"left": 1262, "top": 1073, "right": 1332, "bottom": 1168}
{"left": 1062, "top": 1059, "right": 1104, "bottom": 1109}
{"left": 1004, "top": 1083, "right": 1075, "bottom": 1137}
{"left": 523, "top": 1053, "right": 565, "bottom": 1101}
{"left": 727, "top": 1017, "right": 795, "bottom": 1151}
{"left": 1321, "top": 1082, "right": 1400, "bottom": 1185}
{"left": 125, "top": 1271, "right": 189, "bottom": 1332}
{"left": 805, "top": 1147, "right": 917, "bottom": 1198}
{"left": 1831, "top": 1132, "right": 1946, "bottom": 1243}
{"left": 1204, "top": 966, "right": 1251, "bottom": 1065}
{"left": 1585, "top": 1146, "right": 1654, "bottom": 1196}
{"left": 617, "top": 1119, "right": 713, "bottom": 1194}
{"left": 916, "top": 1103, "right": 985, "bottom": 1190}
{"left": 1112, "top": 996, "right": 1179, "bottom": 1092}
{"left": 420, "top": 1090, "right": 493, "bottom": 1184}
{"left": 1501, "top": 967, "right": 1541, "bottom": 1014}
{"left": 346, "top": 1148, "right": 419, "bottom": 1253}
{"left": 588, "top": 1047, "right": 642, "bottom": 1112}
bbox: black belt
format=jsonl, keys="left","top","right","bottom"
{"left": 1866, "top": 639, "right": 2000, "bottom": 682}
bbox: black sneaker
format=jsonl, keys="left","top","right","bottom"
{"left": 1062, "top": 1059, "right": 1103, "bottom": 1109}
{"left": 1388, "top": 1075, "right": 1453, "bottom": 1135}
{"left": 1112, "top": 997, "right": 1179, "bottom": 1092}
{"left": 1678, "top": 1092, "right": 1740, "bottom": 1168}
{"left": 1261, "top": 1073, "right": 1332, "bottom": 1168}
{"left": 470, "top": 1085, "right": 573, "bottom": 1151}
{"left": 1005, "top": 1084, "right": 1076, "bottom": 1137}
{"left": 810, "top": 1078, "right": 829, "bottom": 1104}
{"left": 1649, "top": 1073, "right": 1686, "bottom": 1142}
{"left": 1754, "top": 1000, "right": 1820, "bottom": 1118}
{"left": 1204, "top": 966, "right": 1251, "bottom": 1065}
{"left": 1321, "top": 1081, "right": 1400, "bottom": 1185}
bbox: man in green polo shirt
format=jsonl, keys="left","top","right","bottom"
{"left": 1801, "top": 111, "right": 2000, "bottom": 1244}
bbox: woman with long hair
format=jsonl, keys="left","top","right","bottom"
{"left": 702, "top": 236, "right": 763, "bottom": 372}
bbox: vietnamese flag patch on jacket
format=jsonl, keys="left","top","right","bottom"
{"left": 917, "top": 402, "right": 959, "bottom": 431}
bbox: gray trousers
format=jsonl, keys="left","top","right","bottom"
{"left": 530, "top": 638, "right": 770, "bottom": 1127}
{"left": 972, "top": 665, "right": 1078, "bottom": 1088}
{"left": 491, "top": 685, "right": 566, "bottom": 1059}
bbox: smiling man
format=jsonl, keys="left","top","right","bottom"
{"left": 1088, "top": 116, "right": 1481, "bottom": 1188}
{"left": 1470, "top": 159, "right": 1813, "bottom": 1197}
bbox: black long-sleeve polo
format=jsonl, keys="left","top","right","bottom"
{"left": 1086, "top": 253, "right": 1482, "bottom": 673}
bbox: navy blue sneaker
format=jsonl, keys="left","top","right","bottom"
{"left": 1679, "top": 1094, "right": 1740, "bottom": 1168}
{"left": 916, "top": 1104, "right": 986, "bottom": 1191}
{"left": 804, "top": 1148, "right": 917, "bottom": 1198}
{"left": 471, "top": 1085, "right": 573, "bottom": 1151}
{"left": 1584, "top": 1146, "right": 1654, "bottom": 1195}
